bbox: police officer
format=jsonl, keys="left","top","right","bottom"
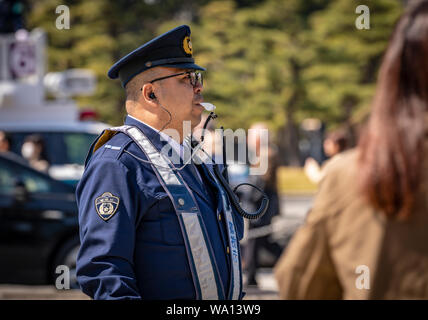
{"left": 76, "top": 25, "right": 244, "bottom": 300}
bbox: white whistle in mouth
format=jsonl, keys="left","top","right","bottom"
{"left": 200, "top": 102, "right": 216, "bottom": 112}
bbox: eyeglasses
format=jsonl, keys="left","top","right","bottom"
{"left": 149, "top": 71, "right": 203, "bottom": 87}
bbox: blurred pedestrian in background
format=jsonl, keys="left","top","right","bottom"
{"left": 275, "top": 0, "right": 428, "bottom": 299}
{"left": 243, "top": 122, "right": 283, "bottom": 287}
{"left": 21, "top": 134, "right": 49, "bottom": 173}
{"left": 304, "top": 129, "right": 349, "bottom": 184}
{"left": 0, "top": 131, "right": 12, "bottom": 153}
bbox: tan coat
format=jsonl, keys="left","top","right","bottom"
{"left": 274, "top": 135, "right": 428, "bottom": 299}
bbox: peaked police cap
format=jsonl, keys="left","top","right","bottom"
{"left": 107, "top": 25, "right": 205, "bottom": 87}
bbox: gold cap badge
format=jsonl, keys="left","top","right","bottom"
{"left": 183, "top": 36, "right": 193, "bottom": 55}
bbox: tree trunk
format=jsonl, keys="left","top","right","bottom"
{"left": 277, "top": 58, "right": 302, "bottom": 166}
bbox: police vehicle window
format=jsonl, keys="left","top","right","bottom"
{"left": 7, "top": 132, "right": 65, "bottom": 165}
{"left": 7, "top": 132, "right": 27, "bottom": 156}
{"left": 0, "top": 157, "right": 53, "bottom": 194}
{"left": 15, "top": 166, "right": 52, "bottom": 193}
{"left": 43, "top": 132, "right": 67, "bottom": 165}
{"left": 8, "top": 132, "right": 98, "bottom": 166}
{"left": 0, "top": 159, "right": 16, "bottom": 195}
{"left": 63, "top": 133, "right": 98, "bottom": 165}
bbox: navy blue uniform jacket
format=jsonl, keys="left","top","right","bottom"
{"left": 76, "top": 116, "right": 244, "bottom": 299}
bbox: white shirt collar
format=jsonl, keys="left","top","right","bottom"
{"left": 127, "top": 114, "right": 185, "bottom": 158}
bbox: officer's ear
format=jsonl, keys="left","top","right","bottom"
{"left": 141, "top": 83, "right": 158, "bottom": 106}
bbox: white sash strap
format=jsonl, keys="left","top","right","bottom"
{"left": 181, "top": 212, "right": 219, "bottom": 300}
{"left": 185, "top": 136, "right": 242, "bottom": 300}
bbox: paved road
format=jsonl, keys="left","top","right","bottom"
{"left": 0, "top": 194, "right": 314, "bottom": 300}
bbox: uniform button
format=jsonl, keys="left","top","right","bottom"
{"left": 227, "top": 246, "right": 230, "bottom": 254}
{"left": 218, "top": 214, "right": 221, "bottom": 221}
{"left": 178, "top": 198, "right": 185, "bottom": 206}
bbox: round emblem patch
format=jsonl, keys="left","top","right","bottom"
{"left": 183, "top": 36, "right": 193, "bottom": 56}
{"left": 95, "top": 192, "right": 120, "bottom": 221}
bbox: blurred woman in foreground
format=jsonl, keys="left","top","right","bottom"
{"left": 274, "top": 0, "right": 428, "bottom": 299}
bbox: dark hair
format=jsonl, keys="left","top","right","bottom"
{"left": 326, "top": 129, "right": 348, "bottom": 153}
{"left": 358, "top": 0, "right": 428, "bottom": 219}
{"left": 24, "top": 134, "right": 45, "bottom": 146}
{"left": 23, "top": 134, "right": 49, "bottom": 162}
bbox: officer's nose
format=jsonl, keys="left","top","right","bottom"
{"left": 194, "top": 81, "right": 203, "bottom": 94}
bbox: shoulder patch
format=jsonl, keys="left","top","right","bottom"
{"left": 95, "top": 192, "right": 120, "bottom": 221}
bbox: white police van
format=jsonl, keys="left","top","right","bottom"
{"left": 0, "top": 29, "right": 109, "bottom": 186}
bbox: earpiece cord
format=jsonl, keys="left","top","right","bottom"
{"left": 158, "top": 103, "right": 172, "bottom": 133}
{"left": 200, "top": 112, "right": 217, "bottom": 143}
{"left": 189, "top": 111, "right": 217, "bottom": 165}
{"left": 195, "top": 114, "right": 269, "bottom": 219}
{"left": 196, "top": 141, "right": 269, "bottom": 220}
